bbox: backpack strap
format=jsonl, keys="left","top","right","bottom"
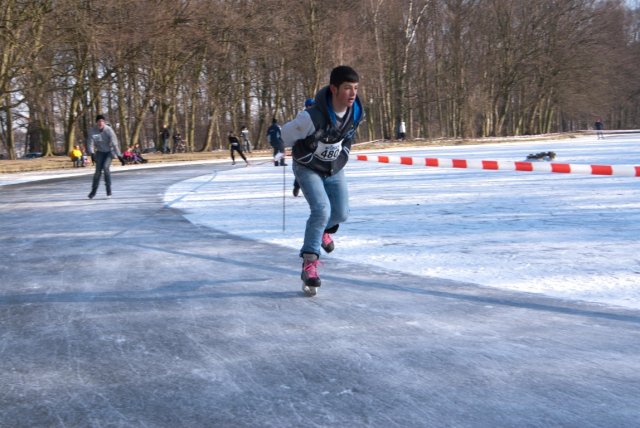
{"left": 306, "top": 107, "right": 327, "bottom": 133}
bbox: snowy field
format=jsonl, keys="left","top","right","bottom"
{"left": 165, "top": 133, "right": 640, "bottom": 310}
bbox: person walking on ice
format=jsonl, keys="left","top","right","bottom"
{"left": 594, "top": 118, "right": 605, "bottom": 139}
{"left": 87, "top": 114, "right": 122, "bottom": 199}
{"left": 268, "top": 118, "right": 286, "bottom": 166}
{"left": 240, "top": 125, "right": 252, "bottom": 153}
{"left": 228, "top": 130, "right": 249, "bottom": 166}
{"left": 281, "top": 65, "right": 364, "bottom": 296}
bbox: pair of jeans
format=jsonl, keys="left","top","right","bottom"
{"left": 90, "top": 151, "right": 113, "bottom": 196}
{"left": 292, "top": 162, "right": 349, "bottom": 257}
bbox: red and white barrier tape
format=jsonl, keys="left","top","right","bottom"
{"left": 355, "top": 154, "right": 640, "bottom": 177}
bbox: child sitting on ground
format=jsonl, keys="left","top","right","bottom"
{"left": 69, "top": 145, "right": 84, "bottom": 167}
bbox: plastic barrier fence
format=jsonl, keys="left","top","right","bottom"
{"left": 354, "top": 154, "right": 640, "bottom": 177}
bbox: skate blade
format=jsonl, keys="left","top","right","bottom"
{"left": 302, "top": 283, "right": 318, "bottom": 297}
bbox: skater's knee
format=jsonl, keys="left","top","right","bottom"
{"left": 309, "top": 207, "right": 330, "bottom": 227}
{"left": 310, "top": 203, "right": 330, "bottom": 217}
{"left": 331, "top": 207, "right": 349, "bottom": 225}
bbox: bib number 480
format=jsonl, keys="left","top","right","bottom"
{"left": 315, "top": 140, "right": 343, "bottom": 161}
{"left": 320, "top": 147, "right": 340, "bottom": 160}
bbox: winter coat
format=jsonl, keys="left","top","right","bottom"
{"left": 267, "top": 123, "right": 282, "bottom": 148}
{"left": 87, "top": 125, "right": 121, "bottom": 157}
{"left": 228, "top": 135, "right": 241, "bottom": 147}
{"left": 70, "top": 148, "right": 83, "bottom": 159}
{"left": 281, "top": 85, "right": 364, "bottom": 176}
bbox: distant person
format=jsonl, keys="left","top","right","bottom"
{"left": 172, "top": 131, "right": 183, "bottom": 153}
{"left": 172, "top": 131, "right": 187, "bottom": 153}
{"left": 228, "top": 131, "right": 249, "bottom": 166}
{"left": 281, "top": 65, "right": 364, "bottom": 296}
{"left": 132, "top": 143, "right": 147, "bottom": 163}
{"left": 267, "top": 118, "right": 285, "bottom": 166}
{"left": 81, "top": 144, "right": 92, "bottom": 166}
{"left": 240, "top": 125, "right": 252, "bottom": 153}
{"left": 594, "top": 119, "right": 605, "bottom": 139}
{"left": 161, "top": 126, "right": 170, "bottom": 153}
{"left": 87, "top": 114, "right": 122, "bottom": 199}
{"left": 69, "top": 145, "right": 84, "bottom": 167}
{"left": 398, "top": 121, "right": 406, "bottom": 140}
{"left": 122, "top": 146, "right": 135, "bottom": 164}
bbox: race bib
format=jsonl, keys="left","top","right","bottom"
{"left": 92, "top": 134, "right": 103, "bottom": 143}
{"left": 314, "top": 139, "right": 343, "bottom": 161}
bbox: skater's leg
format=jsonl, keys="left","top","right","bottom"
{"left": 230, "top": 148, "right": 235, "bottom": 164}
{"left": 102, "top": 153, "right": 113, "bottom": 196}
{"left": 293, "top": 162, "right": 330, "bottom": 257}
{"left": 314, "top": 169, "right": 348, "bottom": 253}
{"left": 301, "top": 253, "right": 321, "bottom": 293}
{"left": 278, "top": 142, "right": 286, "bottom": 166}
{"left": 238, "top": 149, "right": 248, "bottom": 163}
{"left": 323, "top": 168, "right": 349, "bottom": 230}
{"left": 89, "top": 151, "right": 106, "bottom": 197}
{"left": 90, "top": 168, "right": 101, "bottom": 197}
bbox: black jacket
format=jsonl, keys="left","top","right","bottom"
{"left": 290, "top": 86, "right": 364, "bottom": 176}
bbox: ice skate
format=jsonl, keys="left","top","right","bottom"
{"left": 321, "top": 232, "right": 334, "bottom": 253}
{"left": 302, "top": 283, "right": 317, "bottom": 296}
{"left": 301, "top": 253, "right": 321, "bottom": 296}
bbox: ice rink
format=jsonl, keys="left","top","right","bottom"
{"left": 1, "top": 145, "right": 639, "bottom": 427}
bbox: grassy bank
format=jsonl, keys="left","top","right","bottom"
{"left": 0, "top": 150, "right": 254, "bottom": 174}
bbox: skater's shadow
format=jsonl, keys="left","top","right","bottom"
{"left": 322, "top": 271, "right": 640, "bottom": 325}
{"left": 0, "top": 285, "right": 301, "bottom": 305}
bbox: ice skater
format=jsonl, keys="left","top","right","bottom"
{"left": 240, "top": 125, "right": 252, "bottom": 153}
{"left": 594, "top": 118, "right": 605, "bottom": 139}
{"left": 281, "top": 65, "right": 364, "bottom": 296}
{"left": 228, "top": 131, "right": 249, "bottom": 165}
{"left": 267, "top": 118, "right": 286, "bottom": 166}
{"left": 87, "top": 114, "right": 122, "bottom": 199}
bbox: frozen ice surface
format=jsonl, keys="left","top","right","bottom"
{"left": 166, "top": 134, "right": 640, "bottom": 310}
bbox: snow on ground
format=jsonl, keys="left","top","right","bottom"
{"left": 0, "top": 159, "right": 225, "bottom": 186}
{"left": 165, "top": 133, "right": 640, "bottom": 310}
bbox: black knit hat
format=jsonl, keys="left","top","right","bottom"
{"left": 95, "top": 114, "right": 105, "bottom": 122}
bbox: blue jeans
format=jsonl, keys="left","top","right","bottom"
{"left": 90, "top": 151, "right": 113, "bottom": 196}
{"left": 293, "top": 162, "right": 349, "bottom": 257}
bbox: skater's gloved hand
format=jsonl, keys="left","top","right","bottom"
{"left": 300, "top": 133, "right": 318, "bottom": 151}
{"left": 274, "top": 152, "right": 285, "bottom": 162}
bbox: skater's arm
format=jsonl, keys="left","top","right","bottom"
{"left": 86, "top": 130, "right": 94, "bottom": 154}
{"left": 281, "top": 110, "right": 315, "bottom": 148}
{"left": 106, "top": 127, "right": 122, "bottom": 157}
